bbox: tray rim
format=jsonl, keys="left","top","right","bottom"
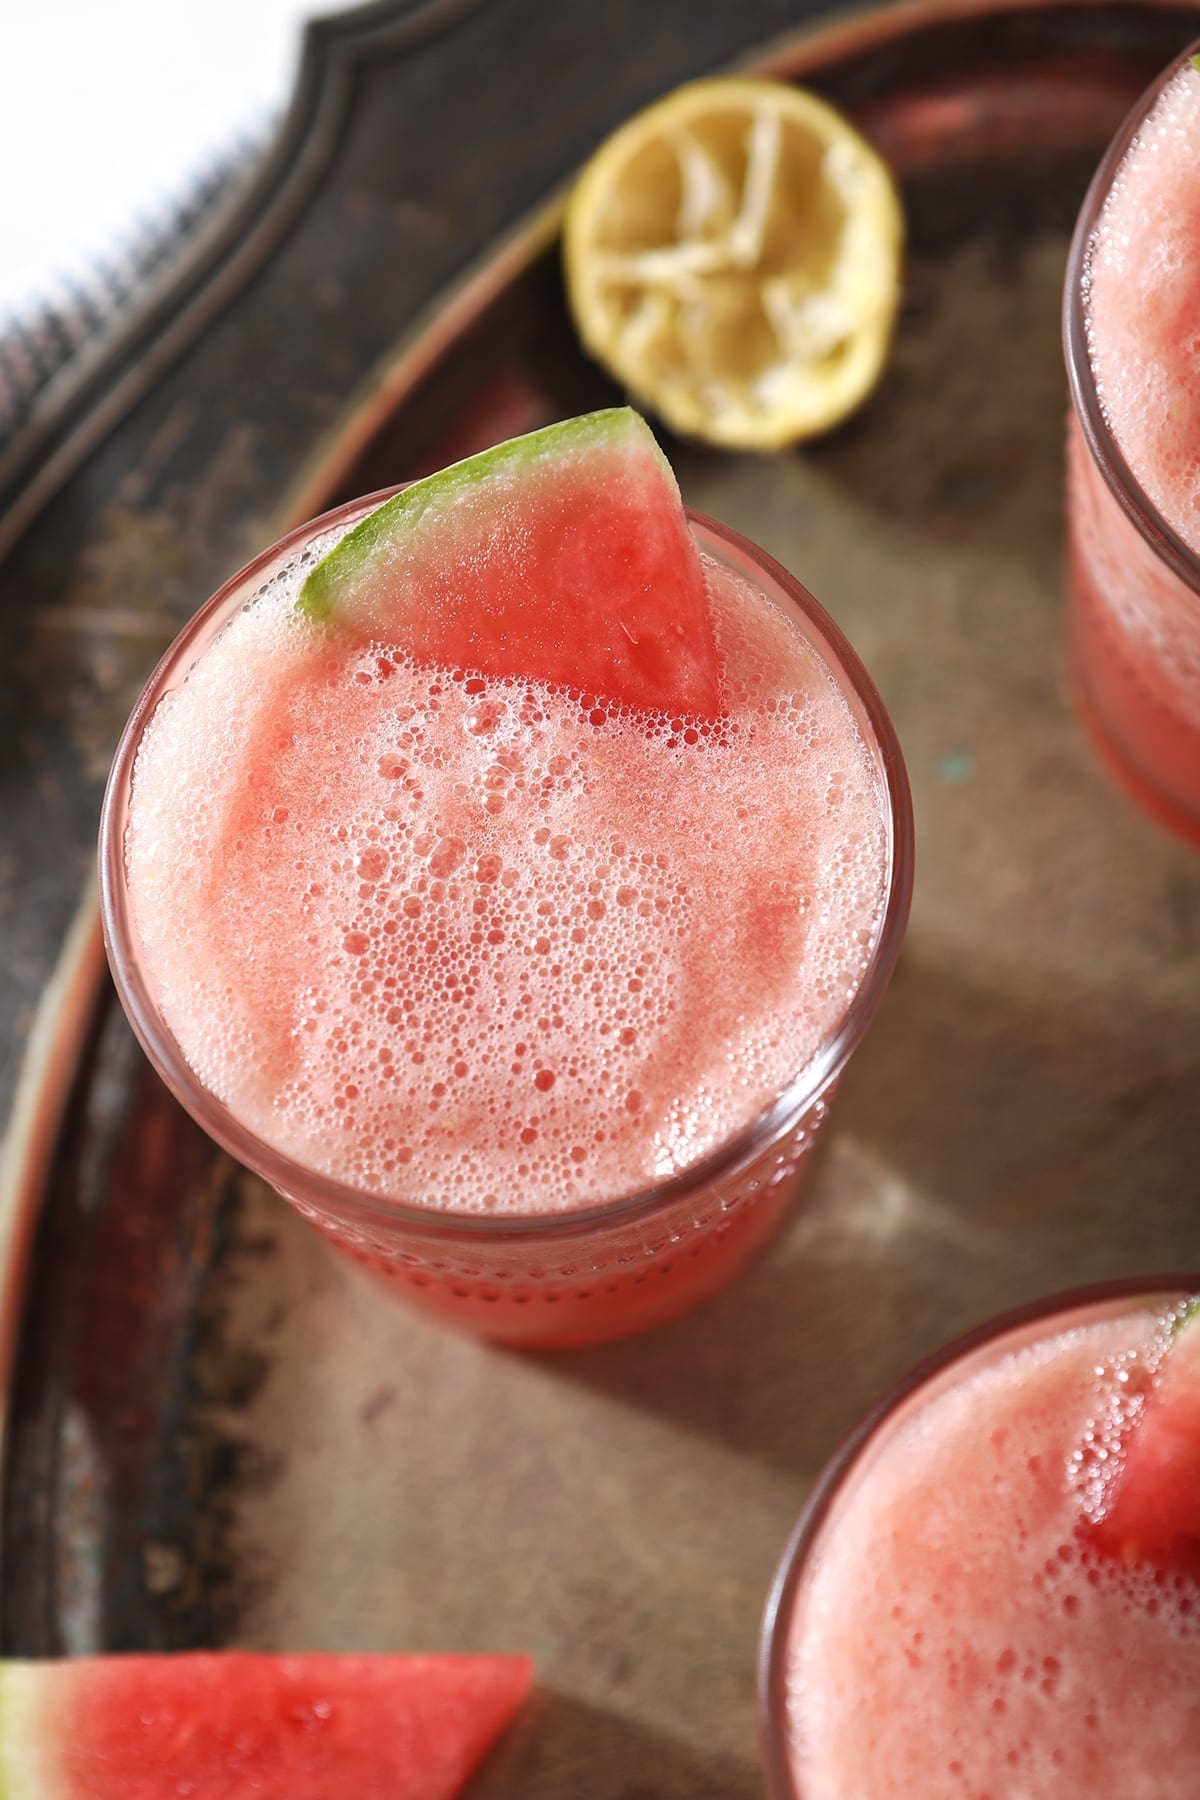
{"left": 0, "top": 0, "right": 488, "bottom": 565}
{"left": 277, "top": 0, "right": 1200, "bottom": 534}
{"left": 0, "top": 886, "right": 103, "bottom": 1570}
{"left": 4, "top": 0, "right": 1196, "bottom": 566}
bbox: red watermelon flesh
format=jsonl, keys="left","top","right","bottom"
{"left": 0, "top": 1652, "right": 533, "bottom": 1799}
{"left": 1088, "top": 1306, "right": 1200, "bottom": 1579}
{"left": 296, "top": 408, "right": 723, "bottom": 717}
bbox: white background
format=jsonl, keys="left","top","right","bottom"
{"left": 1, "top": 0, "right": 344, "bottom": 319}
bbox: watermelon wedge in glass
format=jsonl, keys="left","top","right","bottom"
{"left": 100, "top": 408, "right": 912, "bottom": 1347}
{"left": 0, "top": 1651, "right": 532, "bottom": 1798}
{"left": 758, "top": 1279, "right": 1200, "bottom": 1799}
{"left": 1087, "top": 1300, "right": 1200, "bottom": 1577}
{"left": 296, "top": 408, "right": 724, "bottom": 718}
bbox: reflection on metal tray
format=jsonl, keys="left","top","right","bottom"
{"left": 3, "top": 2, "right": 1200, "bottom": 1794}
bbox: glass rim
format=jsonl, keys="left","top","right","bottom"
{"left": 756, "top": 1270, "right": 1200, "bottom": 1799}
{"left": 99, "top": 487, "right": 914, "bottom": 1246}
{"left": 1063, "top": 35, "right": 1200, "bottom": 598}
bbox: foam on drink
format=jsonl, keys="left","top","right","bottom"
{"left": 786, "top": 1309, "right": 1200, "bottom": 1796}
{"left": 1071, "top": 56, "right": 1200, "bottom": 814}
{"left": 1085, "top": 63, "right": 1200, "bottom": 555}
{"left": 126, "top": 533, "right": 887, "bottom": 1213}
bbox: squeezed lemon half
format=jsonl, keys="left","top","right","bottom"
{"left": 563, "top": 78, "right": 904, "bottom": 450}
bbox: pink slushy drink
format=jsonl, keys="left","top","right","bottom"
{"left": 104, "top": 412, "right": 908, "bottom": 1344}
{"left": 1067, "top": 51, "right": 1200, "bottom": 840}
{"left": 763, "top": 1286, "right": 1200, "bottom": 1797}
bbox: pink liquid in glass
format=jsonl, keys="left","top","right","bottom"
{"left": 1066, "top": 52, "right": 1200, "bottom": 842}
{"left": 103, "top": 499, "right": 910, "bottom": 1345}
{"left": 761, "top": 1284, "right": 1200, "bottom": 1797}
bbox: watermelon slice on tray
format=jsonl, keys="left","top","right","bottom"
{"left": 1088, "top": 1303, "right": 1200, "bottom": 1579}
{"left": 297, "top": 407, "right": 723, "bottom": 718}
{"left": 0, "top": 1651, "right": 533, "bottom": 1799}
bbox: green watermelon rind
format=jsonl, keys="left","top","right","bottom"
{"left": 296, "top": 406, "right": 668, "bottom": 624}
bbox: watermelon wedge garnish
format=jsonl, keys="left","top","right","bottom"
{"left": 0, "top": 1651, "right": 532, "bottom": 1799}
{"left": 1087, "top": 1301, "right": 1200, "bottom": 1579}
{"left": 296, "top": 408, "right": 723, "bottom": 717}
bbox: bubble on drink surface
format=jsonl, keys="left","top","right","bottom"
{"left": 124, "top": 549, "right": 889, "bottom": 1213}
{"left": 464, "top": 697, "right": 506, "bottom": 735}
{"left": 355, "top": 847, "right": 389, "bottom": 882}
{"left": 427, "top": 836, "right": 465, "bottom": 878}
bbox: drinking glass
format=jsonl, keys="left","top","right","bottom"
{"left": 101, "top": 494, "right": 912, "bottom": 1348}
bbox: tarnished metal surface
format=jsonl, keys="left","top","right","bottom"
{"left": 3, "top": 1, "right": 1200, "bottom": 1794}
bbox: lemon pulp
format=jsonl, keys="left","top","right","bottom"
{"left": 564, "top": 78, "right": 903, "bottom": 450}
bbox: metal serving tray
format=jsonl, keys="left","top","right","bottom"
{"left": 2, "top": 1, "right": 1198, "bottom": 1791}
